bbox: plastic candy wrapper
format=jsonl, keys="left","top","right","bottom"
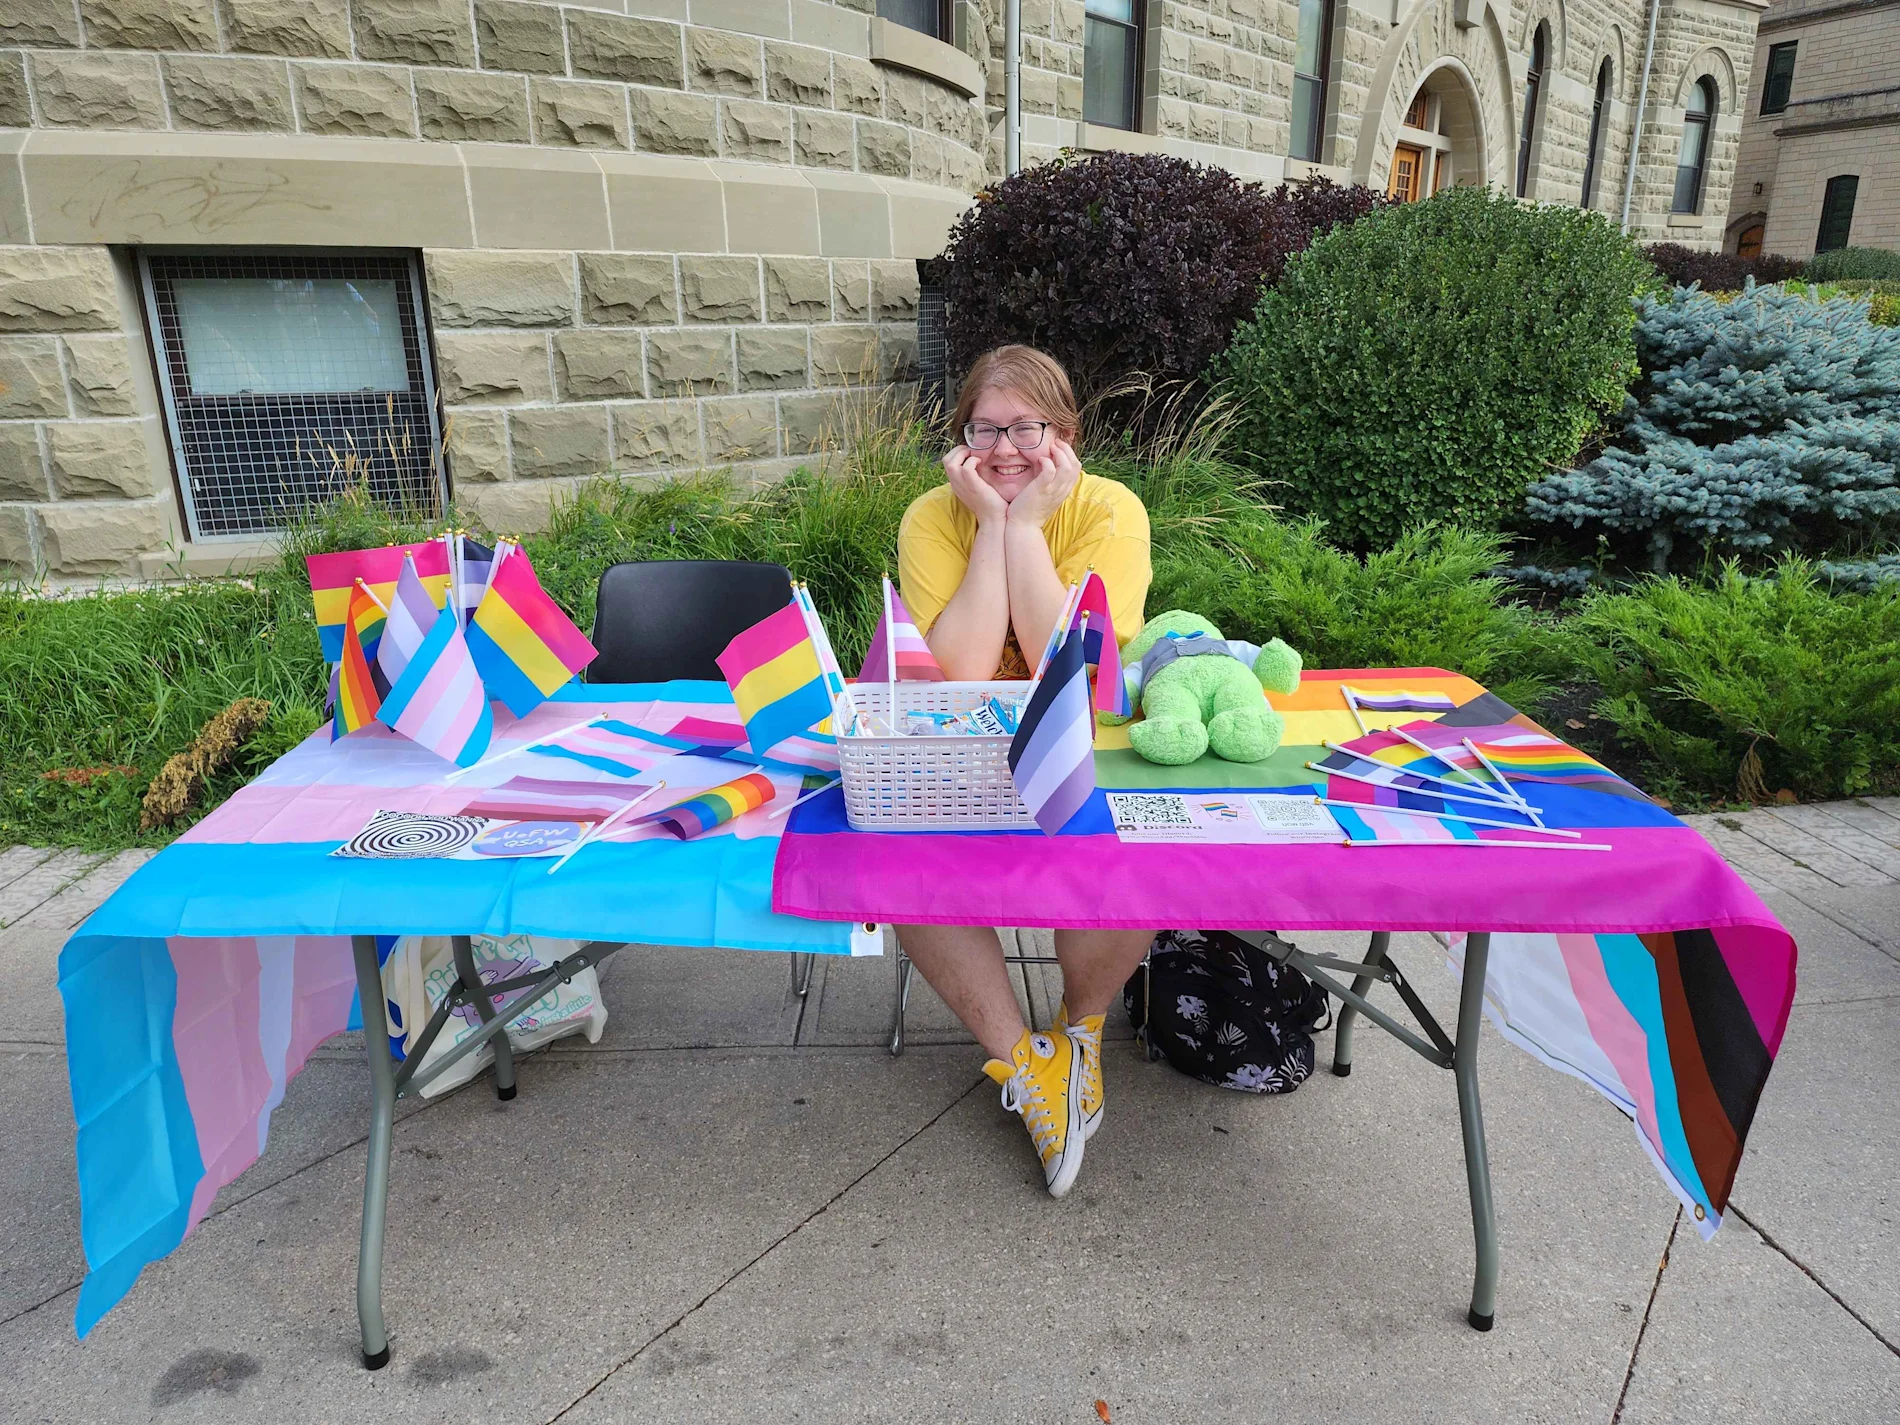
{"left": 904, "top": 710, "right": 965, "bottom": 735}
{"left": 968, "top": 695, "right": 1024, "bottom": 736}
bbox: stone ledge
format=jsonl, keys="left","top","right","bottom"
{"left": 16, "top": 130, "right": 972, "bottom": 258}
{"left": 868, "top": 18, "right": 982, "bottom": 101}
{"left": 137, "top": 539, "right": 281, "bottom": 580}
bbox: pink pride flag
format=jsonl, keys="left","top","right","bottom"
{"left": 375, "top": 605, "right": 494, "bottom": 768}
{"left": 858, "top": 578, "right": 944, "bottom": 682}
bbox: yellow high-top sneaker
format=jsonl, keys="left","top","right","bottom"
{"left": 984, "top": 1028, "right": 1086, "bottom": 1198}
{"left": 1055, "top": 1003, "right": 1105, "bottom": 1140}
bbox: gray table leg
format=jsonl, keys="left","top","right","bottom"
{"left": 452, "top": 933, "right": 515, "bottom": 1101}
{"left": 1456, "top": 931, "right": 1499, "bottom": 1331}
{"left": 1330, "top": 931, "right": 1390, "bottom": 1077}
{"left": 350, "top": 935, "right": 396, "bottom": 1370}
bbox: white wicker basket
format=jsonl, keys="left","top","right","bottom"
{"left": 835, "top": 681, "right": 1037, "bottom": 830}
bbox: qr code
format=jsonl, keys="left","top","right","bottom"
{"left": 1107, "top": 793, "right": 1194, "bottom": 829}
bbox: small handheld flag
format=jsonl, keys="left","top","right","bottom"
{"left": 859, "top": 577, "right": 945, "bottom": 682}
{"left": 716, "top": 601, "right": 834, "bottom": 756}
{"left": 632, "top": 773, "right": 777, "bottom": 839}
{"left": 332, "top": 581, "right": 386, "bottom": 739}
{"left": 1070, "top": 572, "right": 1131, "bottom": 718}
{"left": 376, "top": 553, "right": 441, "bottom": 692}
{"left": 466, "top": 552, "right": 598, "bottom": 718}
{"left": 1007, "top": 624, "right": 1096, "bottom": 836}
{"left": 377, "top": 606, "right": 494, "bottom": 768}
{"left": 307, "top": 541, "right": 451, "bottom": 662}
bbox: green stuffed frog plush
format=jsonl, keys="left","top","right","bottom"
{"left": 1102, "top": 611, "right": 1304, "bottom": 765}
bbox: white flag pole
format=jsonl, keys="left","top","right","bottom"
{"left": 1342, "top": 685, "right": 1370, "bottom": 738}
{"left": 545, "top": 780, "right": 666, "bottom": 876}
{"left": 882, "top": 573, "right": 898, "bottom": 733}
{"left": 352, "top": 577, "right": 390, "bottom": 616}
{"left": 1313, "top": 797, "right": 1582, "bottom": 838}
{"left": 440, "top": 712, "right": 606, "bottom": 784}
{"left": 1030, "top": 579, "right": 1083, "bottom": 683}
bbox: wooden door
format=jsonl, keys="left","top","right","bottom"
{"left": 1388, "top": 144, "right": 1424, "bottom": 202}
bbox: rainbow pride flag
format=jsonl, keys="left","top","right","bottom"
{"left": 377, "top": 606, "right": 494, "bottom": 768}
{"left": 860, "top": 577, "right": 944, "bottom": 681}
{"left": 332, "top": 583, "right": 385, "bottom": 738}
{"left": 633, "top": 772, "right": 777, "bottom": 839}
{"left": 716, "top": 601, "right": 833, "bottom": 756}
{"left": 466, "top": 553, "right": 598, "bottom": 718}
{"left": 307, "top": 542, "right": 451, "bottom": 663}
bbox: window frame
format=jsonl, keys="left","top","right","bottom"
{"left": 1516, "top": 23, "right": 1548, "bottom": 199}
{"left": 1816, "top": 174, "right": 1859, "bottom": 253}
{"left": 1081, "top": 0, "right": 1146, "bottom": 133}
{"left": 1672, "top": 77, "right": 1717, "bottom": 215}
{"left": 1581, "top": 58, "right": 1613, "bottom": 208}
{"left": 877, "top": 0, "right": 956, "bottom": 44}
{"left": 138, "top": 248, "right": 446, "bottom": 542}
{"left": 1289, "top": 0, "right": 1333, "bottom": 163}
{"left": 1760, "top": 41, "right": 1797, "bottom": 117}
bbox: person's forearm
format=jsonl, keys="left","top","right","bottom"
{"left": 923, "top": 519, "right": 1010, "bottom": 680}
{"left": 1004, "top": 520, "right": 1070, "bottom": 669}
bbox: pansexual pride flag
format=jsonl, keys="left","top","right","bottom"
{"left": 467, "top": 552, "right": 598, "bottom": 718}
{"left": 307, "top": 541, "right": 452, "bottom": 663}
{"left": 377, "top": 607, "right": 493, "bottom": 768}
{"left": 716, "top": 601, "right": 833, "bottom": 756}
{"left": 860, "top": 577, "right": 944, "bottom": 682}
{"left": 332, "top": 583, "right": 385, "bottom": 738}
{"left": 633, "top": 772, "right": 776, "bottom": 839}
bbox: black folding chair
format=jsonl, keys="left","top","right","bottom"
{"left": 586, "top": 560, "right": 818, "bottom": 997}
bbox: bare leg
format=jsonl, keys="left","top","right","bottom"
{"left": 895, "top": 924, "right": 1026, "bottom": 1061}
{"left": 1052, "top": 929, "right": 1157, "bottom": 1019}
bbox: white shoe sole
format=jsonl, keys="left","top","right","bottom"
{"left": 1044, "top": 1035, "right": 1088, "bottom": 1198}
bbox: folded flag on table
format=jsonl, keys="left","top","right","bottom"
{"left": 307, "top": 541, "right": 451, "bottom": 662}
{"left": 1370, "top": 721, "right": 1646, "bottom": 802}
{"left": 1329, "top": 803, "right": 1480, "bottom": 844}
{"left": 859, "top": 578, "right": 945, "bottom": 682}
{"left": 332, "top": 582, "right": 385, "bottom": 739}
{"left": 529, "top": 719, "right": 669, "bottom": 779}
{"left": 1346, "top": 687, "right": 1458, "bottom": 714}
{"left": 1008, "top": 626, "right": 1096, "bottom": 835}
{"left": 716, "top": 600, "right": 835, "bottom": 756}
{"left": 539, "top": 713, "right": 841, "bottom": 780}
{"left": 377, "top": 606, "right": 494, "bottom": 768}
{"left": 375, "top": 553, "right": 443, "bottom": 692}
{"left": 466, "top": 551, "right": 598, "bottom": 718}
{"left": 457, "top": 777, "right": 634, "bottom": 824}
{"left": 1070, "top": 571, "right": 1131, "bottom": 718}
{"left": 632, "top": 772, "right": 776, "bottom": 839}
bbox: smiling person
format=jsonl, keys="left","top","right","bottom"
{"left": 895, "top": 345, "right": 1155, "bottom": 1198}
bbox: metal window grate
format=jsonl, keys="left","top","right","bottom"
{"left": 914, "top": 258, "right": 948, "bottom": 420}
{"left": 140, "top": 250, "right": 445, "bottom": 539}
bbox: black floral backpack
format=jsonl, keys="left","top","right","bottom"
{"left": 1123, "top": 930, "right": 1333, "bottom": 1094}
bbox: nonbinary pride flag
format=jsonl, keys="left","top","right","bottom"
{"left": 466, "top": 552, "right": 597, "bottom": 718}
{"left": 375, "top": 553, "right": 441, "bottom": 691}
{"left": 332, "top": 583, "right": 384, "bottom": 739}
{"left": 1008, "top": 627, "right": 1095, "bottom": 835}
{"left": 716, "top": 601, "right": 833, "bottom": 756}
{"left": 377, "top": 606, "right": 494, "bottom": 768}
{"left": 859, "top": 580, "right": 945, "bottom": 682}
{"left": 307, "top": 540, "right": 451, "bottom": 662}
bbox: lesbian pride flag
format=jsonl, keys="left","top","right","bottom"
{"left": 467, "top": 553, "right": 597, "bottom": 718}
{"left": 377, "top": 606, "right": 494, "bottom": 768}
{"left": 716, "top": 601, "right": 833, "bottom": 756}
{"left": 860, "top": 577, "right": 944, "bottom": 682}
{"left": 307, "top": 541, "right": 451, "bottom": 662}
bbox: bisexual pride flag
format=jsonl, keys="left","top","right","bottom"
{"left": 467, "top": 552, "right": 598, "bottom": 718}
{"left": 716, "top": 600, "right": 833, "bottom": 757}
{"left": 1008, "top": 626, "right": 1095, "bottom": 835}
{"left": 307, "top": 541, "right": 452, "bottom": 662}
{"left": 377, "top": 606, "right": 494, "bottom": 768}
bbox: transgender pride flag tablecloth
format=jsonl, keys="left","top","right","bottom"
{"left": 776, "top": 668, "right": 1799, "bottom": 1243}
{"left": 58, "top": 683, "right": 851, "bottom": 1337}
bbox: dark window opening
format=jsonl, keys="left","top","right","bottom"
{"left": 1290, "top": 0, "right": 1332, "bottom": 162}
{"left": 1516, "top": 24, "right": 1547, "bottom": 197}
{"left": 1673, "top": 78, "right": 1716, "bottom": 214}
{"left": 1760, "top": 42, "right": 1797, "bottom": 116}
{"left": 139, "top": 250, "right": 444, "bottom": 539}
{"left": 1816, "top": 174, "right": 1859, "bottom": 252}
{"left": 1083, "top": 0, "right": 1143, "bottom": 131}
{"left": 1582, "top": 59, "right": 1613, "bottom": 208}
{"left": 878, "top": 0, "right": 953, "bottom": 42}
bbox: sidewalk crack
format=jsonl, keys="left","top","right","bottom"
{"left": 542, "top": 1074, "right": 986, "bottom": 1424}
{"left": 1731, "top": 1204, "right": 1900, "bottom": 1359}
{"left": 1610, "top": 1208, "right": 1679, "bottom": 1424}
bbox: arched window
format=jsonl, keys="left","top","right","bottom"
{"left": 1581, "top": 59, "right": 1613, "bottom": 208}
{"left": 1672, "top": 77, "right": 1717, "bottom": 214}
{"left": 1516, "top": 23, "right": 1547, "bottom": 197}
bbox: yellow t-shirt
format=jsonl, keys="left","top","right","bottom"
{"left": 897, "top": 470, "right": 1152, "bottom": 678}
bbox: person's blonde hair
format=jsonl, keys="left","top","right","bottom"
{"left": 951, "top": 346, "right": 1080, "bottom": 442}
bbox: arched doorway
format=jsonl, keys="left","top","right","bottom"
{"left": 1387, "top": 64, "right": 1486, "bottom": 200}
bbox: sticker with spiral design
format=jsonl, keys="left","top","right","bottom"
{"left": 334, "top": 811, "right": 488, "bottom": 859}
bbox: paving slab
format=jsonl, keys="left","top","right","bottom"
{"left": 1758, "top": 889, "right": 1900, "bottom": 1007}
{"left": 1720, "top": 809, "right": 1893, "bottom": 889}
{"left": 0, "top": 1050, "right": 86, "bottom": 1323}
{"left": 1616, "top": 1215, "right": 1900, "bottom": 1424}
{"left": 0, "top": 924, "right": 71, "bottom": 1047}
{"left": 1773, "top": 880, "right": 1900, "bottom": 960}
{"left": 15, "top": 849, "right": 159, "bottom": 932}
{"left": 0, "top": 1049, "right": 976, "bottom": 1423}
{"left": 582, "top": 943, "right": 806, "bottom": 1050}
{"left": 802, "top": 930, "right": 1032, "bottom": 1049}
{"left": 0, "top": 850, "right": 107, "bottom": 929}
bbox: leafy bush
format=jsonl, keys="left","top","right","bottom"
{"left": 1218, "top": 186, "right": 1652, "bottom": 548}
{"left": 1819, "top": 554, "right": 1900, "bottom": 591}
{"left": 1806, "top": 246, "right": 1900, "bottom": 282}
{"left": 1526, "top": 284, "right": 1900, "bottom": 566}
{"left": 1645, "top": 242, "right": 1804, "bottom": 290}
{"left": 939, "top": 154, "right": 1382, "bottom": 403}
{"left": 1575, "top": 560, "right": 1900, "bottom": 800}
{"left": 1785, "top": 279, "right": 1900, "bottom": 326}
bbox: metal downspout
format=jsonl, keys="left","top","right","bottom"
{"left": 1005, "top": 0, "right": 1022, "bottom": 174}
{"left": 1621, "top": 0, "right": 1661, "bottom": 232}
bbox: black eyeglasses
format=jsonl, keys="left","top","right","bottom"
{"left": 963, "top": 420, "right": 1050, "bottom": 452}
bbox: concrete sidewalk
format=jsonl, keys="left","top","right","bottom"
{"left": 0, "top": 803, "right": 1896, "bottom": 1423}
